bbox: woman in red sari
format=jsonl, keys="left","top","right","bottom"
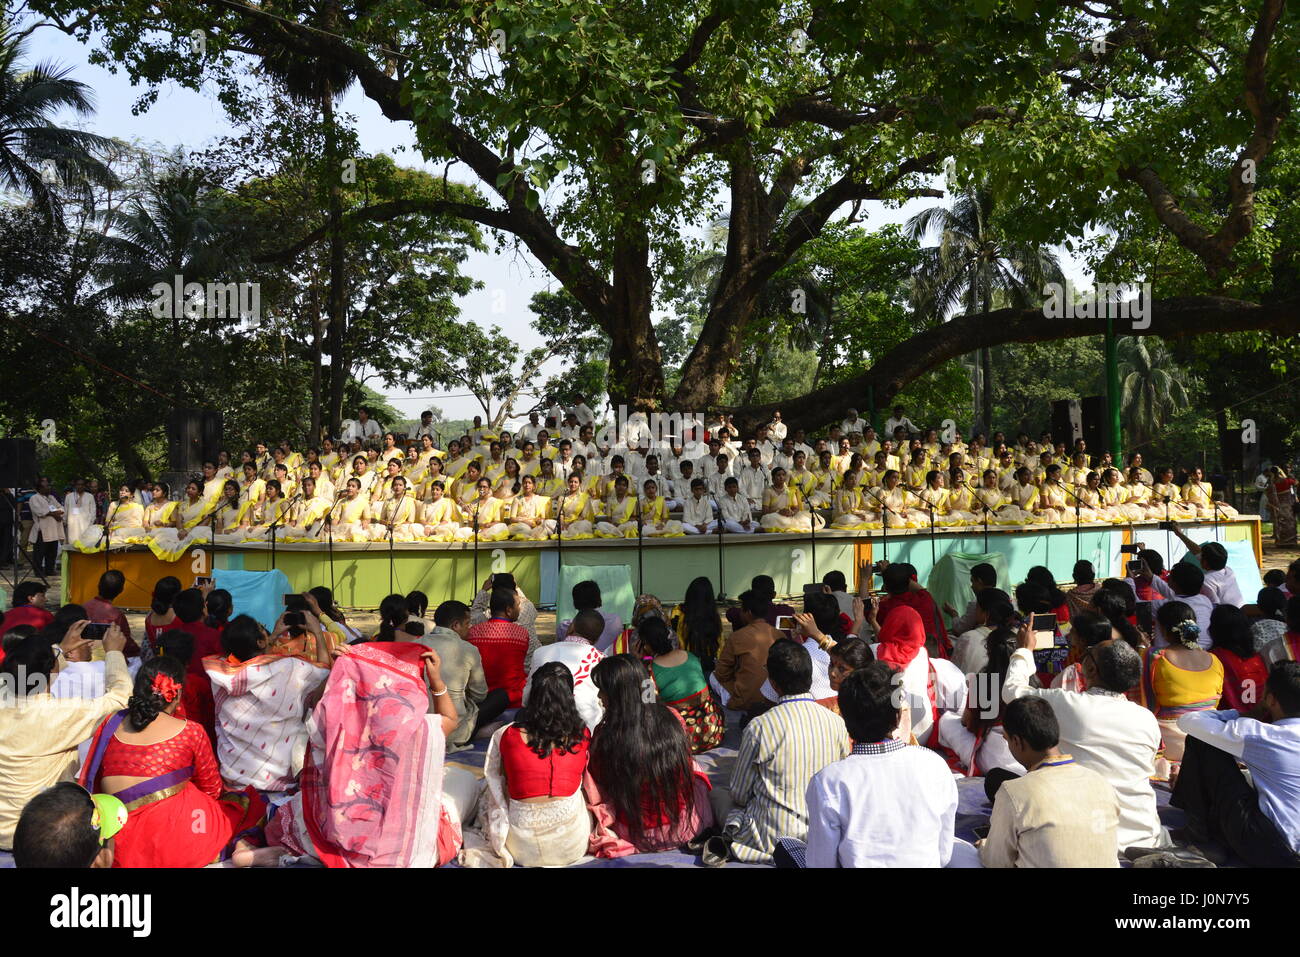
{"left": 79, "top": 656, "right": 272, "bottom": 868}
{"left": 1209, "top": 605, "right": 1270, "bottom": 712}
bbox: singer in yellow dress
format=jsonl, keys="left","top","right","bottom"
{"left": 759, "top": 468, "right": 817, "bottom": 532}
{"left": 1181, "top": 466, "right": 1239, "bottom": 519}
{"left": 972, "top": 470, "right": 1016, "bottom": 525}
{"left": 240, "top": 480, "right": 293, "bottom": 543}
{"left": 595, "top": 475, "right": 640, "bottom": 539}
{"left": 1002, "top": 468, "right": 1044, "bottom": 524}
{"left": 147, "top": 481, "right": 214, "bottom": 561}
{"left": 74, "top": 484, "right": 146, "bottom": 552}
{"left": 507, "top": 475, "right": 556, "bottom": 540}
{"left": 369, "top": 477, "right": 422, "bottom": 542}
{"left": 830, "top": 476, "right": 878, "bottom": 531}
{"left": 139, "top": 483, "right": 177, "bottom": 542}
{"left": 1151, "top": 467, "right": 1198, "bottom": 521}
{"left": 210, "top": 481, "right": 249, "bottom": 544}
{"left": 1124, "top": 467, "right": 1161, "bottom": 520}
{"left": 640, "top": 479, "right": 685, "bottom": 537}
{"left": 556, "top": 474, "right": 596, "bottom": 540}
{"left": 334, "top": 479, "right": 373, "bottom": 542}
{"left": 282, "top": 477, "right": 334, "bottom": 541}
{"left": 419, "top": 481, "right": 462, "bottom": 542}
{"left": 876, "top": 471, "right": 920, "bottom": 529}
{"left": 454, "top": 479, "right": 510, "bottom": 542}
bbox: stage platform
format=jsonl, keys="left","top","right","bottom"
{"left": 62, "top": 517, "right": 1264, "bottom": 614}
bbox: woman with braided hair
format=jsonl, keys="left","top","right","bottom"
{"left": 79, "top": 655, "right": 274, "bottom": 867}
{"left": 1143, "top": 601, "right": 1225, "bottom": 782}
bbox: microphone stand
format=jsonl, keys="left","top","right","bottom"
{"left": 266, "top": 495, "right": 297, "bottom": 570}
{"left": 716, "top": 495, "right": 726, "bottom": 600}
{"left": 806, "top": 487, "right": 817, "bottom": 583}
{"left": 471, "top": 500, "right": 482, "bottom": 598}
{"left": 556, "top": 490, "right": 567, "bottom": 580}
{"left": 635, "top": 494, "right": 644, "bottom": 594}
{"left": 1213, "top": 498, "right": 1223, "bottom": 543}
{"left": 910, "top": 485, "right": 938, "bottom": 568}
{"left": 385, "top": 496, "right": 397, "bottom": 596}
{"left": 325, "top": 499, "right": 341, "bottom": 596}
{"left": 861, "top": 485, "right": 892, "bottom": 563}
{"left": 1059, "top": 483, "right": 1086, "bottom": 562}
{"left": 99, "top": 500, "right": 119, "bottom": 571}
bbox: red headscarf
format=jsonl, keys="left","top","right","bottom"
{"left": 874, "top": 605, "right": 926, "bottom": 670}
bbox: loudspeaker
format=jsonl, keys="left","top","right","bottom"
{"left": 0, "top": 438, "right": 38, "bottom": 487}
{"left": 201, "top": 411, "right": 223, "bottom": 466}
{"left": 1049, "top": 397, "right": 1106, "bottom": 451}
{"left": 168, "top": 408, "right": 204, "bottom": 473}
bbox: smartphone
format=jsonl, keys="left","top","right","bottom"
{"left": 1031, "top": 613, "right": 1057, "bottom": 650}
{"left": 1119, "top": 543, "right": 1140, "bottom": 555}
{"left": 283, "top": 611, "right": 306, "bottom": 627}
{"left": 83, "top": 621, "right": 112, "bottom": 640}
{"left": 1126, "top": 559, "right": 1143, "bottom": 577}
{"left": 283, "top": 593, "right": 299, "bottom": 605}
{"left": 972, "top": 824, "right": 991, "bottom": 841}
{"left": 774, "top": 615, "right": 795, "bottom": 632}
{"left": 195, "top": 576, "right": 213, "bottom": 588}
{"left": 1158, "top": 521, "right": 1175, "bottom": 531}
{"left": 802, "top": 583, "right": 824, "bottom": 602}
{"left": 1136, "top": 601, "right": 1154, "bottom": 634}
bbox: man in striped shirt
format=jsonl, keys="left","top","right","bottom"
{"left": 706, "top": 640, "right": 850, "bottom": 864}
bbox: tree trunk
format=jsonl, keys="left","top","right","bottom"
{"left": 604, "top": 227, "right": 664, "bottom": 413}
{"left": 742, "top": 338, "right": 772, "bottom": 405}
{"left": 309, "top": 282, "right": 323, "bottom": 444}
{"left": 322, "top": 89, "right": 348, "bottom": 438}
{"left": 980, "top": 284, "right": 994, "bottom": 434}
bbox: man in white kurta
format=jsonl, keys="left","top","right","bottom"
{"left": 1002, "top": 633, "right": 1168, "bottom": 851}
{"left": 62, "top": 479, "right": 97, "bottom": 546}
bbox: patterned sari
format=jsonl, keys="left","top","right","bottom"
{"left": 267, "top": 642, "right": 460, "bottom": 867}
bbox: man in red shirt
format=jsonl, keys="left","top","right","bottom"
{"left": 81, "top": 570, "right": 139, "bottom": 657}
{"left": 1, "top": 581, "right": 54, "bottom": 635}
{"left": 466, "top": 587, "right": 530, "bottom": 707}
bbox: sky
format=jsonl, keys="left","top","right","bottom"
{"left": 30, "top": 24, "right": 1092, "bottom": 429}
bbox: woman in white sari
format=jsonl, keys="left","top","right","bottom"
{"left": 463, "top": 662, "right": 593, "bottom": 868}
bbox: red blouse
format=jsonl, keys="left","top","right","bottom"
{"left": 499, "top": 725, "right": 590, "bottom": 800}
{"left": 96, "top": 719, "right": 223, "bottom": 800}
{"left": 467, "top": 619, "right": 530, "bottom": 706}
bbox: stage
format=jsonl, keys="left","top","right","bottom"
{"left": 61, "top": 517, "right": 1265, "bottom": 620}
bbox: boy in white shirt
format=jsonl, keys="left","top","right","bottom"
{"left": 718, "top": 478, "right": 756, "bottom": 533}
{"left": 682, "top": 478, "right": 717, "bottom": 534}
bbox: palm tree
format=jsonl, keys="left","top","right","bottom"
{"left": 0, "top": 28, "right": 118, "bottom": 217}
{"left": 903, "top": 183, "right": 1065, "bottom": 433}
{"left": 93, "top": 155, "right": 237, "bottom": 347}
{"left": 1116, "top": 336, "right": 1192, "bottom": 445}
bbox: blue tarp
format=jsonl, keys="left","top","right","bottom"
{"left": 212, "top": 568, "right": 292, "bottom": 631}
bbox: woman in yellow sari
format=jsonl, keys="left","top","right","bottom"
{"left": 237, "top": 462, "right": 266, "bottom": 514}
{"left": 595, "top": 474, "right": 639, "bottom": 538}
{"left": 878, "top": 470, "right": 920, "bottom": 529}
{"left": 240, "top": 479, "right": 293, "bottom": 543}
{"left": 641, "top": 478, "right": 685, "bottom": 537}
{"left": 454, "top": 478, "right": 509, "bottom": 542}
{"left": 1151, "top": 467, "right": 1197, "bottom": 521}
{"left": 1101, "top": 468, "right": 1143, "bottom": 522}
{"left": 74, "top": 483, "right": 146, "bottom": 551}
{"left": 830, "top": 474, "right": 877, "bottom": 530}
{"left": 334, "top": 478, "right": 373, "bottom": 542}
{"left": 1181, "top": 466, "right": 1238, "bottom": 519}
{"left": 141, "top": 482, "right": 177, "bottom": 539}
{"left": 972, "top": 469, "right": 1015, "bottom": 525}
{"left": 1002, "top": 467, "right": 1044, "bottom": 524}
{"left": 148, "top": 480, "right": 214, "bottom": 561}
{"left": 420, "top": 481, "right": 462, "bottom": 542}
{"left": 282, "top": 477, "right": 333, "bottom": 542}
{"left": 369, "top": 476, "right": 422, "bottom": 542}
{"left": 453, "top": 462, "right": 485, "bottom": 509}
{"left": 211, "top": 480, "right": 249, "bottom": 544}
{"left": 320, "top": 437, "right": 341, "bottom": 474}
{"left": 370, "top": 458, "right": 403, "bottom": 505}
{"left": 788, "top": 450, "right": 824, "bottom": 508}
{"left": 535, "top": 458, "right": 564, "bottom": 499}
{"left": 557, "top": 474, "right": 596, "bottom": 540}
{"left": 759, "top": 468, "right": 815, "bottom": 532}
{"left": 1124, "top": 466, "right": 1160, "bottom": 520}
{"left": 507, "top": 475, "right": 556, "bottom": 540}
{"left": 493, "top": 458, "right": 523, "bottom": 506}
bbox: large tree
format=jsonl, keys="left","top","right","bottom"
{"left": 27, "top": 0, "right": 1300, "bottom": 427}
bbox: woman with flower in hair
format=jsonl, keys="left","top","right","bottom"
{"left": 1142, "top": 601, "right": 1224, "bottom": 782}
{"left": 79, "top": 656, "right": 273, "bottom": 867}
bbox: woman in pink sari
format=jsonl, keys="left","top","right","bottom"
{"left": 266, "top": 642, "right": 467, "bottom": 867}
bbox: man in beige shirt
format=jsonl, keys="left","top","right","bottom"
{"left": 980, "top": 696, "right": 1120, "bottom": 868}
{"left": 709, "top": 590, "right": 780, "bottom": 715}
{"left": 0, "top": 622, "right": 131, "bottom": 848}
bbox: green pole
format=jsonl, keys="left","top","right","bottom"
{"left": 1105, "top": 315, "right": 1123, "bottom": 459}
